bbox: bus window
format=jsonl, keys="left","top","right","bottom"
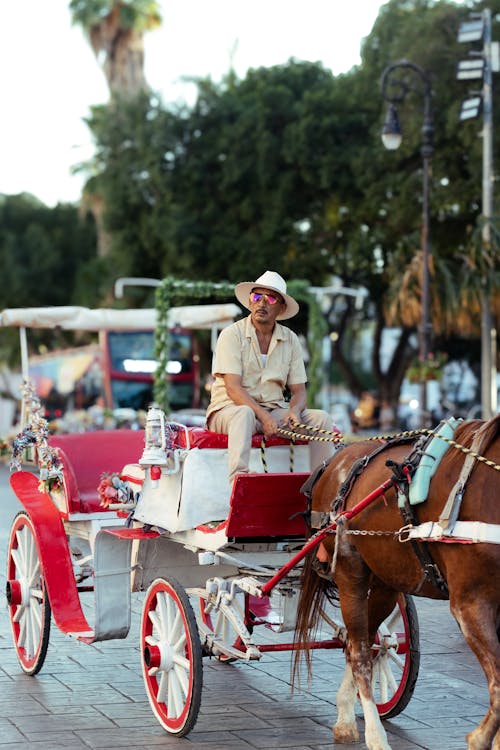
{"left": 104, "top": 330, "right": 198, "bottom": 411}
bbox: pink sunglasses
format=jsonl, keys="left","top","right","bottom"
{"left": 249, "top": 291, "right": 283, "bottom": 305}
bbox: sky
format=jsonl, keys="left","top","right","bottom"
{"left": 1, "top": 1, "right": 387, "bottom": 207}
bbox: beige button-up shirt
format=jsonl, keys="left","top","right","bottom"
{"left": 206, "top": 315, "right": 307, "bottom": 420}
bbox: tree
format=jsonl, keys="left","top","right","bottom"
{"left": 0, "top": 193, "right": 99, "bottom": 364}
{"left": 70, "top": 0, "right": 162, "bottom": 258}
{"left": 77, "top": 0, "right": 500, "bottom": 414}
{"left": 69, "top": 0, "right": 161, "bottom": 96}
{"left": 344, "top": 0, "right": 500, "bottom": 405}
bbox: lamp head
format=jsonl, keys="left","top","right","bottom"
{"left": 381, "top": 103, "right": 402, "bottom": 150}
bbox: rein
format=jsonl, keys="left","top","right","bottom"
{"left": 259, "top": 436, "right": 296, "bottom": 473}
{"left": 278, "top": 423, "right": 500, "bottom": 472}
{"left": 259, "top": 421, "right": 344, "bottom": 474}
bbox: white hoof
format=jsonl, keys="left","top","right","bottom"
{"left": 334, "top": 720, "right": 359, "bottom": 743}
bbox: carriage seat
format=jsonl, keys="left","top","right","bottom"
{"left": 131, "top": 426, "right": 311, "bottom": 533}
{"left": 49, "top": 430, "right": 145, "bottom": 515}
{"left": 173, "top": 427, "right": 307, "bottom": 450}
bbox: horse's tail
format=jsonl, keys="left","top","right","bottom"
{"left": 292, "top": 549, "right": 338, "bottom": 688}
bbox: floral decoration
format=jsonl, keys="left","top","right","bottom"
{"left": 10, "top": 380, "right": 63, "bottom": 493}
{"left": 97, "top": 472, "right": 130, "bottom": 508}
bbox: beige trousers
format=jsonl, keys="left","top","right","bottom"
{"left": 208, "top": 404, "right": 335, "bottom": 485}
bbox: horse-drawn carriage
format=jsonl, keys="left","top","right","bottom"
{"left": 6, "top": 392, "right": 420, "bottom": 738}
{"left": 3, "top": 307, "right": 500, "bottom": 750}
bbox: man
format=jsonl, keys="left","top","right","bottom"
{"left": 206, "top": 270, "right": 335, "bottom": 485}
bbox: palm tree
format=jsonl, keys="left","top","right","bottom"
{"left": 69, "top": 0, "right": 162, "bottom": 97}
{"left": 70, "top": 1, "right": 162, "bottom": 257}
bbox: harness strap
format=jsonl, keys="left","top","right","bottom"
{"left": 305, "top": 436, "right": 415, "bottom": 530}
{"left": 401, "top": 520, "right": 500, "bottom": 545}
{"left": 397, "top": 477, "right": 449, "bottom": 595}
{"left": 439, "top": 427, "right": 485, "bottom": 530}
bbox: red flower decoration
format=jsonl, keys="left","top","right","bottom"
{"left": 98, "top": 473, "right": 120, "bottom": 508}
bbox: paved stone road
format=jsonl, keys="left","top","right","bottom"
{"left": 0, "top": 463, "right": 488, "bottom": 749}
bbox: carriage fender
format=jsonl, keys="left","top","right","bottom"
{"left": 406, "top": 418, "right": 461, "bottom": 506}
{"left": 9, "top": 471, "right": 133, "bottom": 642}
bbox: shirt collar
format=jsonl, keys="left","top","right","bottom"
{"left": 244, "top": 314, "right": 285, "bottom": 340}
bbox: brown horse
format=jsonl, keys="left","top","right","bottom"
{"left": 294, "top": 416, "right": 500, "bottom": 750}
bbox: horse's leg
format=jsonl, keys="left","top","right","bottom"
{"left": 346, "top": 630, "right": 392, "bottom": 750}
{"left": 451, "top": 596, "right": 500, "bottom": 750}
{"left": 335, "top": 660, "right": 360, "bottom": 743}
{"left": 367, "top": 579, "right": 400, "bottom": 645}
{"left": 335, "top": 552, "right": 392, "bottom": 750}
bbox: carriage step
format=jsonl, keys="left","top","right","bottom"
{"left": 230, "top": 576, "right": 265, "bottom": 597}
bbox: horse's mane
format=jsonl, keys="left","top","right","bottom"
{"left": 453, "top": 414, "right": 500, "bottom": 452}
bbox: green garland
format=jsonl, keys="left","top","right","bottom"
{"left": 154, "top": 276, "right": 326, "bottom": 413}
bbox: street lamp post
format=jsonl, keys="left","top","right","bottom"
{"left": 380, "top": 60, "right": 434, "bottom": 428}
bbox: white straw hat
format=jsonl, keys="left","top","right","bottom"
{"left": 234, "top": 270, "right": 299, "bottom": 320}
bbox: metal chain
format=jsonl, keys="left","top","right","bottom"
{"left": 277, "top": 424, "right": 500, "bottom": 472}
{"left": 343, "top": 528, "right": 397, "bottom": 537}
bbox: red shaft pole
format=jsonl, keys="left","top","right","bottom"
{"left": 260, "top": 476, "right": 395, "bottom": 596}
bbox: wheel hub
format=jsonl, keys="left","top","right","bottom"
{"left": 144, "top": 641, "right": 174, "bottom": 672}
{"left": 6, "top": 578, "right": 30, "bottom": 607}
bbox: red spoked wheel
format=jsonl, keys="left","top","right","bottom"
{"left": 6, "top": 511, "right": 51, "bottom": 675}
{"left": 372, "top": 593, "right": 420, "bottom": 718}
{"left": 141, "top": 577, "right": 203, "bottom": 736}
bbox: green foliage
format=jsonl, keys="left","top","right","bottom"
{"left": 0, "top": 194, "right": 97, "bottom": 308}
{"left": 0, "top": 193, "right": 98, "bottom": 364}
{"left": 69, "top": 0, "right": 161, "bottom": 31}
{"left": 287, "top": 280, "right": 328, "bottom": 407}
{"left": 83, "top": 62, "right": 362, "bottom": 283}
{"left": 81, "top": 93, "right": 185, "bottom": 279}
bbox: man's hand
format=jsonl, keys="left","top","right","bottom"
{"left": 260, "top": 411, "right": 279, "bottom": 438}
{"left": 279, "top": 408, "right": 300, "bottom": 429}
{"left": 287, "top": 410, "right": 301, "bottom": 427}
{"left": 287, "top": 384, "right": 307, "bottom": 428}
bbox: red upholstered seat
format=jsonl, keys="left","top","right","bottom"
{"left": 49, "top": 430, "right": 145, "bottom": 514}
{"left": 174, "top": 427, "right": 307, "bottom": 450}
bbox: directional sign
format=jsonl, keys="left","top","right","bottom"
{"left": 458, "top": 19, "right": 484, "bottom": 43}
{"left": 492, "top": 42, "right": 500, "bottom": 72}
{"left": 456, "top": 58, "right": 485, "bottom": 80}
{"left": 459, "top": 96, "right": 482, "bottom": 120}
